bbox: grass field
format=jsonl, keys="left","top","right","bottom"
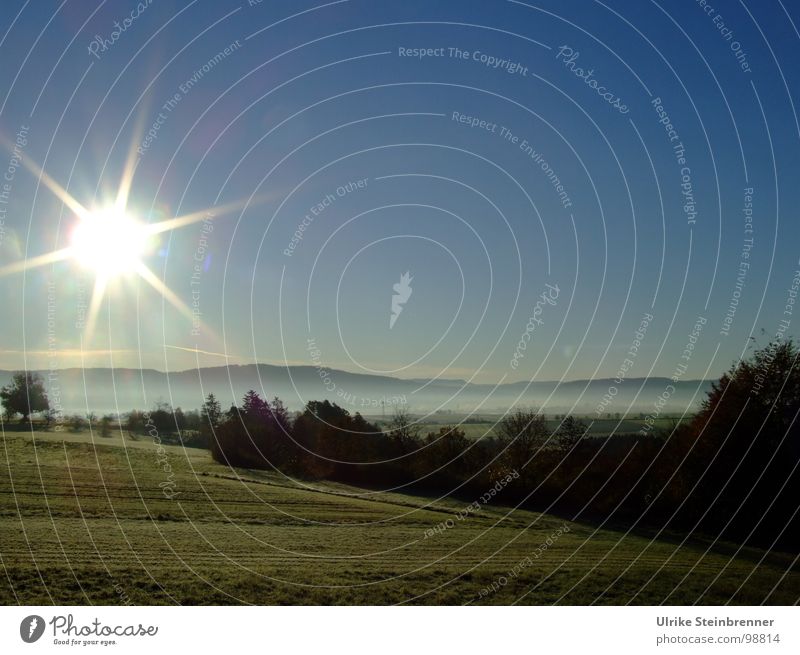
{"left": 1, "top": 429, "right": 797, "bottom": 605}
{"left": 404, "top": 417, "right": 687, "bottom": 440}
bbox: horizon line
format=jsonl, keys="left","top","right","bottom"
{"left": 0, "top": 363, "right": 714, "bottom": 385}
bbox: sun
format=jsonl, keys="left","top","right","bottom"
{"left": 70, "top": 208, "right": 149, "bottom": 276}
{"left": 0, "top": 127, "right": 264, "bottom": 344}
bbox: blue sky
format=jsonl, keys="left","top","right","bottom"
{"left": 0, "top": 0, "right": 798, "bottom": 384}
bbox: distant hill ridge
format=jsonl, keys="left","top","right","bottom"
{"left": 0, "top": 365, "right": 712, "bottom": 415}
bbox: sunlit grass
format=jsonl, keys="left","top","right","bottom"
{"left": 0, "top": 434, "right": 795, "bottom": 605}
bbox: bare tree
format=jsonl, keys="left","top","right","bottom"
{"left": 387, "top": 406, "right": 420, "bottom": 452}
{"left": 496, "top": 409, "right": 548, "bottom": 472}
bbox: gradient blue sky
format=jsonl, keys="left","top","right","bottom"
{"left": 0, "top": 0, "right": 798, "bottom": 384}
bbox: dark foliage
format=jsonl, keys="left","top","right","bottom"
{"left": 193, "top": 341, "right": 800, "bottom": 550}
{"left": 0, "top": 371, "right": 49, "bottom": 422}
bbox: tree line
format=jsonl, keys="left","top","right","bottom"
{"left": 203, "top": 340, "right": 800, "bottom": 550}
{"left": 2, "top": 340, "right": 798, "bottom": 550}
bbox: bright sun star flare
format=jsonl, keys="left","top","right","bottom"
{"left": 0, "top": 128, "right": 266, "bottom": 345}
{"left": 71, "top": 209, "right": 149, "bottom": 276}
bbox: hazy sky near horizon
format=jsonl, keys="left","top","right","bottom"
{"left": 0, "top": 0, "right": 798, "bottom": 385}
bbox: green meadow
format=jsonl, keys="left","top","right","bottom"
{"left": 1, "top": 430, "right": 796, "bottom": 605}
{"left": 403, "top": 416, "right": 687, "bottom": 440}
